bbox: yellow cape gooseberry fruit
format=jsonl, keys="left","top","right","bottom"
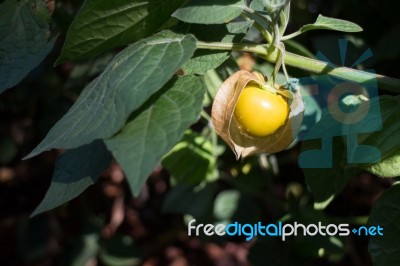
{"left": 211, "top": 70, "right": 304, "bottom": 159}
{"left": 234, "top": 84, "right": 289, "bottom": 137}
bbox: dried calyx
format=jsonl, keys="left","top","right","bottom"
{"left": 211, "top": 70, "right": 304, "bottom": 159}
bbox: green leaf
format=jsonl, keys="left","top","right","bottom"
{"left": 213, "top": 190, "right": 240, "bottom": 221}
{"left": 360, "top": 96, "right": 400, "bottom": 177}
{"left": 301, "top": 136, "right": 352, "bottom": 205}
{"left": 368, "top": 183, "right": 400, "bottom": 266}
{"left": 0, "top": 0, "right": 56, "bottom": 93}
{"left": 226, "top": 20, "right": 255, "bottom": 34}
{"left": 105, "top": 76, "right": 205, "bottom": 195}
{"left": 299, "top": 98, "right": 356, "bottom": 205}
{"left": 250, "top": 0, "right": 290, "bottom": 14}
{"left": 298, "top": 87, "right": 321, "bottom": 136}
{"left": 56, "top": 0, "right": 185, "bottom": 64}
{"left": 300, "top": 95, "right": 400, "bottom": 205}
{"left": 279, "top": 1, "right": 291, "bottom": 37}
{"left": 249, "top": 0, "right": 265, "bottom": 11}
{"left": 282, "top": 14, "right": 362, "bottom": 40}
{"left": 25, "top": 32, "right": 196, "bottom": 159}
{"left": 366, "top": 150, "right": 400, "bottom": 178}
{"left": 163, "top": 182, "right": 217, "bottom": 219}
{"left": 162, "top": 131, "right": 215, "bottom": 185}
{"left": 181, "top": 51, "right": 230, "bottom": 76}
{"left": 180, "top": 21, "right": 252, "bottom": 75}
{"left": 309, "top": 15, "right": 363, "bottom": 32}
{"left": 172, "top": 0, "right": 244, "bottom": 24}
{"left": 31, "top": 140, "right": 112, "bottom": 217}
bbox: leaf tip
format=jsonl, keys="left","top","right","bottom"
{"left": 22, "top": 153, "right": 35, "bottom": 160}
{"left": 22, "top": 147, "right": 45, "bottom": 160}
{"left": 29, "top": 209, "right": 40, "bottom": 218}
{"left": 171, "top": 9, "right": 182, "bottom": 21}
{"left": 54, "top": 56, "right": 66, "bottom": 67}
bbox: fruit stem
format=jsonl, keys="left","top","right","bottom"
{"left": 196, "top": 41, "right": 400, "bottom": 93}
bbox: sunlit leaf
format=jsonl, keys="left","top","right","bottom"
{"left": 283, "top": 15, "right": 362, "bottom": 40}
{"left": 56, "top": 0, "right": 185, "bottom": 63}
{"left": 173, "top": 0, "right": 244, "bottom": 24}
{"left": 25, "top": 32, "right": 196, "bottom": 159}
{"left": 162, "top": 131, "right": 215, "bottom": 185}
{"left": 105, "top": 76, "right": 205, "bottom": 195}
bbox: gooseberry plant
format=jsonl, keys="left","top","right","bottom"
{"left": 3, "top": 0, "right": 400, "bottom": 264}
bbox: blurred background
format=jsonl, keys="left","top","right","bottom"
{"left": 0, "top": 0, "right": 399, "bottom": 265}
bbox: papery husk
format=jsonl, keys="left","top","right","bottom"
{"left": 211, "top": 70, "right": 304, "bottom": 159}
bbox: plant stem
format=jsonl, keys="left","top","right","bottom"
{"left": 196, "top": 41, "right": 400, "bottom": 93}
{"left": 281, "top": 31, "right": 303, "bottom": 41}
